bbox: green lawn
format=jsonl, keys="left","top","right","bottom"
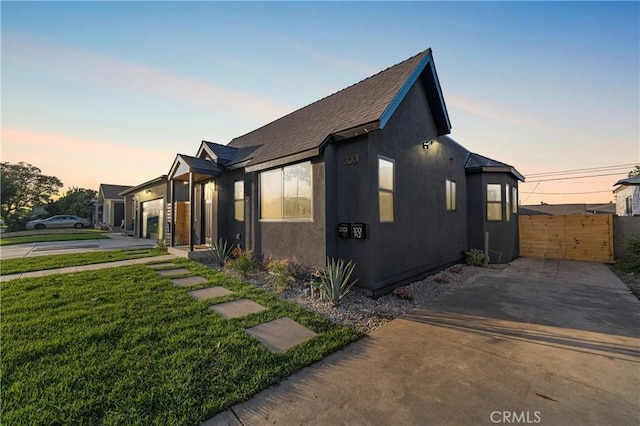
{"left": 0, "top": 231, "right": 109, "bottom": 246}
{"left": 0, "top": 248, "right": 167, "bottom": 275}
{"left": 1, "top": 259, "right": 360, "bottom": 424}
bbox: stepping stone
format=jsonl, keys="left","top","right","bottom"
{"left": 170, "top": 276, "right": 208, "bottom": 287}
{"left": 147, "top": 263, "right": 176, "bottom": 269}
{"left": 210, "top": 299, "right": 267, "bottom": 319}
{"left": 246, "top": 317, "right": 317, "bottom": 353}
{"left": 188, "top": 286, "right": 232, "bottom": 300}
{"left": 155, "top": 268, "right": 190, "bottom": 277}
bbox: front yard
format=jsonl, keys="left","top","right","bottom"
{"left": 0, "top": 259, "right": 360, "bottom": 425}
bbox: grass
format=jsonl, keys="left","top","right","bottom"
{"left": 1, "top": 259, "right": 360, "bottom": 424}
{"left": 0, "top": 230, "right": 109, "bottom": 246}
{"left": 0, "top": 248, "right": 167, "bottom": 275}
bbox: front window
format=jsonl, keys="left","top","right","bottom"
{"left": 512, "top": 186, "right": 518, "bottom": 214}
{"left": 379, "top": 157, "right": 394, "bottom": 222}
{"left": 234, "top": 181, "right": 244, "bottom": 221}
{"left": 446, "top": 179, "right": 456, "bottom": 211}
{"left": 260, "top": 161, "right": 312, "bottom": 220}
{"left": 487, "top": 184, "right": 502, "bottom": 221}
{"left": 625, "top": 195, "right": 633, "bottom": 216}
{"left": 506, "top": 183, "right": 511, "bottom": 221}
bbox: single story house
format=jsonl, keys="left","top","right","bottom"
{"left": 120, "top": 176, "right": 188, "bottom": 240}
{"left": 96, "top": 183, "right": 131, "bottom": 229}
{"left": 134, "top": 48, "right": 523, "bottom": 296}
{"left": 613, "top": 176, "right": 640, "bottom": 216}
{"left": 519, "top": 203, "right": 616, "bottom": 216}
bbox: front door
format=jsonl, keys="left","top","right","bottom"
{"left": 204, "top": 181, "right": 217, "bottom": 245}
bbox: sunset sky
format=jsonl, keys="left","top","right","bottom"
{"left": 2, "top": 2, "right": 638, "bottom": 205}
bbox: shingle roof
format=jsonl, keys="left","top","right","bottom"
{"left": 227, "top": 49, "right": 438, "bottom": 167}
{"left": 100, "top": 184, "right": 132, "bottom": 200}
{"left": 465, "top": 153, "right": 525, "bottom": 181}
{"left": 614, "top": 176, "right": 640, "bottom": 186}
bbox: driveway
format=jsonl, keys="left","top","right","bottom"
{"left": 207, "top": 258, "right": 640, "bottom": 425}
{"left": 0, "top": 233, "right": 157, "bottom": 259}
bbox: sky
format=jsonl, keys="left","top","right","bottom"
{"left": 2, "top": 1, "right": 639, "bottom": 205}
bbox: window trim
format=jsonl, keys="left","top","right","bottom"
{"left": 378, "top": 156, "right": 395, "bottom": 223}
{"left": 487, "top": 183, "right": 503, "bottom": 222}
{"left": 512, "top": 186, "right": 518, "bottom": 214}
{"left": 446, "top": 179, "right": 457, "bottom": 212}
{"left": 506, "top": 183, "right": 511, "bottom": 222}
{"left": 234, "top": 180, "right": 244, "bottom": 222}
{"left": 259, "top": 161, "right": 313, "bottom": 222}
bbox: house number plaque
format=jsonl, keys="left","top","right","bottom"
{"left": 352, "top": 223, "right": 366, "bottom": 239}
{"left": 343, "top": 154, "right": 360, "bottom": 165}
{"left": 338, "top": 223, "right": 351, "bottom": 239}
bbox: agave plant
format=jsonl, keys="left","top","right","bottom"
{"left": 209, "top": 238, "right": 234, "bottom": 267}
{"left": 318, "top": 258, "right": 358, "bottom": 307}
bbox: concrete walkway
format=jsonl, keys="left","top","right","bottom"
{"left": 0, "top": 254, "right": 178, "bottom": 282}
{"left": 205, "top": 258, "right": 640, "bottom": 426}
{"left": 0, "top": 233, "right": 157, "bottom": 260}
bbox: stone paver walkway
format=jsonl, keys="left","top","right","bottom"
{"left": 187, "top": 286, "right": 233, "bottom": 299}
{"left": 155, "top": 268, "right": 190, "bottom": 276}
{"left": 246, "top": 317, "right": 317, "bottom": 353}
{"left": 210, "top": 299, "right": 267, "bottom": 319}
{"left": 170, "top": 276, "right": 209, "bottom": 287}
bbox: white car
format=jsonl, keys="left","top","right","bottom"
{"left": 26, "top": 215, "right": 92, "bottom": 230}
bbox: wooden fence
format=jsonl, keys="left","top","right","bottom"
{"left": 519, "top": 214, "right": 614, "bottom": 263}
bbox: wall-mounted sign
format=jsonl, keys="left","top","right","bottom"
{"left": 352, "top": 223, "right": 367, "bottom": 239}
{"left": 343, "top": 154, "right": 360, "bottom": 166}
{"left": 338, "top": 223, "right": 351, "bottom": 239}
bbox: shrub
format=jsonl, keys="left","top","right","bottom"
{"left": 267, "top": 258, "right": 296, "bottom": 293}
{"left": 465, "top": 248, "right": 485, "bottom": 267}
{"left": 230, "top": 247, "right": 260, "bottom": 277}
{"left": 209, "top": 238, "right": 234, "bottom": 268}
{"left": 317, "top": 258, "right": 358, "bottom": 307}
{"left": 5, "top": 214, "right": 30, "bottom": 232}
{"left": 618, "top": 236, "right": 640, "bottom": 274}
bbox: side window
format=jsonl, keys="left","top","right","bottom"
{"left": 512, "top": 186, "right": 518, "bottom": 214}
{"left": 259, "top": 161, "right": 312, "bottom": 220}
{"left": 506, "top": 183, "right": 511, "bottom": 221}
{"left": 487, "top": 184, "right": 503, "bottom": 221}
{"left": 378, "top": 157, "right": 394, "bottom": 222}
{"left": 446, "top": 179, "right": 456, "bottom": 211}
{"left": 234, "top": 181, "right": 244, "bottom": 221}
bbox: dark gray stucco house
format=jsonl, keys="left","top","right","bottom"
{"left": 158, "top": 48, "right": 523, "bottom": 296}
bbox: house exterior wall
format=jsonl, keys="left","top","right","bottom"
{"left": 615, "top": 186, "right": 640, "bottom": 216}
{"left": 467, "top": 172, "right": 520, "bottom": 263}
{"left": 330, "top": 79, "right": 469, "bottom": 296}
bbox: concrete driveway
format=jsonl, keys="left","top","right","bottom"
{"left": 0, "top": 233, "right": 156, "bottom": 259}
{"left": 208, "top": 258, "right": 640, "bottom": 425}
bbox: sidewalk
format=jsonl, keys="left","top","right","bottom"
{"left": 0, "top": 233, "right": 157, "bottom": 260}
{"left": 0, "top": 254, "right": 177, "bottom": 282}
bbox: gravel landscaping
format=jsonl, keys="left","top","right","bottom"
{"left": 199, "top": 260, "right": 489, "bottom": 334}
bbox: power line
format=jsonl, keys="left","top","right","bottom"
{"left": 520, "top": 190, "right": 612, "bottom": 195}
{"left": 525, "top": 172, "right": 629, "bottom": 183}
{"left": 525, "top": 163, "right": 637, "bottom": 178}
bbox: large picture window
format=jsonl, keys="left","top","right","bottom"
{"left": 379, "top": 157, "right": 394, "bottom": 222}
{"left": 234, "top": 180, "right": 244, "bottom": 221}
{"left": 446, "top": 179, "right": 456, "bottom": 211}
{"left": 487, "top": 184, "right": 502, "bottom": 221}
{"left": 260, "top": 162, "right": 312, "bottom": 220}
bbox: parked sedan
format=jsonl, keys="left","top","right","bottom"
{"left": 26, "top": 215, "right": 92, "bottom": 230}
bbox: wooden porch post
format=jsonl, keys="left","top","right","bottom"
{"left": 170, "top": 179, "right": 175, "bottom": 247}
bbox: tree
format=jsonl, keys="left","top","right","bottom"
{"left": 46, "top": 187, "right": 97, "bottom": 218}
{"left": 0, "top": 162, "right": 63, "bottom": 219}
{"left": 629, "top": 165, "right": 640, "bottom": 177}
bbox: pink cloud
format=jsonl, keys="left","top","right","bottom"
{"left": 3, "top": 34, "right": 294, "bottom": 123}
{"left": 1, "top": 128, "right": 176, "bottom": 191}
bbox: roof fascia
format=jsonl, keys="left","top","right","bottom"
{"left": 120, "top": 175, "right": 168, "bottom": 196}
{"left": 466, "top": 166, "right": 526, "bottom": 182}
{"left": 245, "top": 148, "right": 319, "bottom": 173}
{"left": 379, "top": 50, "right": 451, "bottom": 135}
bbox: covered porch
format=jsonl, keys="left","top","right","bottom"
{"left": 167, "top": 154, "right": 221, "bottom": 257}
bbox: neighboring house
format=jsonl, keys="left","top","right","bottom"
{"left": 613, "top": 176, "right": 640, "bottom": 216}
{"left": 519, "top": 203, "right": 616, "bottom": 216}
{"left": 96, "top": 184, "right": 132, "bottom": 228}
{"left": 120, "top": 176, "right": 188, "bottom": 241}
{"left": 142, "top": 48, "right": 523, "bottom": 296}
